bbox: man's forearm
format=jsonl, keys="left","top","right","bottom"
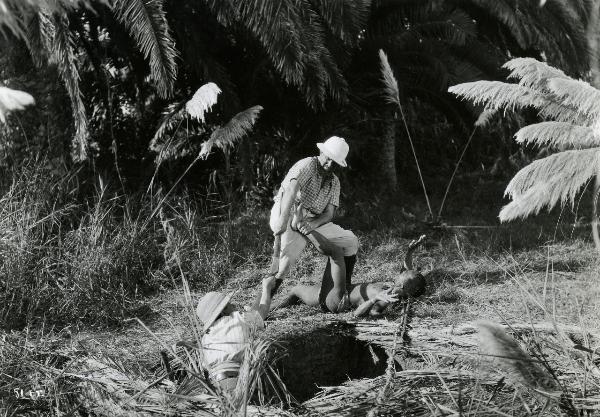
{"left": 309, "top": 209, "right": 334, "bottom": 229}
{"left": 256, "top": 287, "right": 272, "bottom": 320}
{"left": 353, "top": 299, "right": 376, "bottom": 317}
{"left": 279, "top": 181, "right": 299, "bottom": 224}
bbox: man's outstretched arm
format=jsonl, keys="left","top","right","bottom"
{"left": 254, "top": 276, "right": 276, "bottom": 320}
{"left": 353, "top": 289, "right": 398, "bottom": 318}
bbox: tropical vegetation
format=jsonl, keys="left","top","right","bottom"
{"left": 2, "top": 1, "right": 600, "bottom": 415}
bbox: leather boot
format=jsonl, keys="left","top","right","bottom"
{"left": 318, "top": 258, "right": 333, "bottom": 310}
{"left": 344, "top": 255, "right": 357, "bottom": 288}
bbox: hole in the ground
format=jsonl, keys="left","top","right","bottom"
{"left": 274, "top": 323, "right": 390, "bottom": 402}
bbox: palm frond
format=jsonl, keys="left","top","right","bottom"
{"left": 296, "top": 3, "right": 349, "bottom": 106}
{"left": 307, "top": 0, "right": 371, "bottom": 46}
{"left": 24, "top": 11, "right": 51, "bottom": 68}
{"left": 463, "top": 0, "right": 527, "bottom": 48}
{"left": 50, "top": 12, "right": 89, "bottom": 162}
{"left": 0, "top": 0, "right": 100, "bottom": 38}
{"left": 199, "top": 105, "right": 263, "bottom": 159}
{"left": 0, "top": 86, "right": 35, "bottom": 123}
{"left": 234, "top": 0, "right": 306, "bottom": 87}
{"left": 500, "top": 148, "right": 600, "bottom": 221}
{"left": 114, "top": 0, "right": 178, "bottom": 99}
{"left": 409, "top": 11, "right": 477, "bottom": 47}
{"left": 547, "top": 78, "right": 600, "bottom": 122}
{"left": 379, "top": 49, "right": 400, "bottom": 106}
{"left": 185, "top": 83, "right": 221, "bottom": 122}
{"left": 515, "top": 122, "right": 600, "bottom": 150}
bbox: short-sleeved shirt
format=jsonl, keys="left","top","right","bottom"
{"left": 201, "top": 311, "right": 264, "bottom": 367}
{"left": 275, "top": 157, "right": 340, "bottom": 215}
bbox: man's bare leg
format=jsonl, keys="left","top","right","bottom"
{"left": 271, "top": 285, "right": 320, "bottom": 311}
{"left": 324, "top": 251, "right": 347, "bottom": 312}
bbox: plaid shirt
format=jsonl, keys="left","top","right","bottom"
{"left": 275, "top": 157, "right": 340, "bottom": 215}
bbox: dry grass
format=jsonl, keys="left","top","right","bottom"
{"left": 2, "top": 163, "right": 600, "bottom": 415}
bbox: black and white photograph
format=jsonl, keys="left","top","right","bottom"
{"left": 1, "top": 0, "right": 599, "bottom": 415}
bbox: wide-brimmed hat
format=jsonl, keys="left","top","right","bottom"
{"left": 316, "top": 136, "right": 349, "bottom": 167}
{"left": 196, "top": 291, "right": 234, "bottom": 331}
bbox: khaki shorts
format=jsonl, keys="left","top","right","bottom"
{"left": 269, "top": 200, "right": 359, "bottom": 263}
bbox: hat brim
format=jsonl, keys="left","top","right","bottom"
{"left": 202, "top": 291, "right": 234, "bottom": 331}
{"left": 316, "top": 143, "right": 347, "bottom": 167}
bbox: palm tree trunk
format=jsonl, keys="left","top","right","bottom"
{"left": 587, "top": 0, "right": 600, "bottom": 257}
{"left": 380, "top": 108, "right": 398, "bottom": 190}
{"left": 239, "top": 139, "right": 253, "bottom": 191}
{"left": 588, "top": 1, "right": 600, "bottom": 87}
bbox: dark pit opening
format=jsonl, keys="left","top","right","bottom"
{"left": 274, "top": 324, "right": 390, "bottom": 402}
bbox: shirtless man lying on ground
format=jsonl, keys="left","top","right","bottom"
{"left": 271, "top": 235, "right": 427, "bottom": 317}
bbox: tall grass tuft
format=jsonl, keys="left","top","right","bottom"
{"left": 476, "top": 320, "right": 561, "bottom": 397}
{"left": 0, "top": 160, "right": 268, "bottom": 329}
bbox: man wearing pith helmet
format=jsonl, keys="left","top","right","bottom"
{"left": 269, "top": 136, "right": 359, "bottom": 313}
{"left": 196, "top": 276, "right": 276, "bottom": 393}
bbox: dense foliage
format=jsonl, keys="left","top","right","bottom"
{"left": 0, "top": 0, "right": 592, "bottom": 204}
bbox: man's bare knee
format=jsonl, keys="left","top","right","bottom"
{"left": 325, "top": 246, "right": 345, "bottom": 261}
{"left": 325, "top": 289, "right": 346, "bottom": 313}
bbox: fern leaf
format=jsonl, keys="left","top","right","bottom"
{"left": 149, "top": 101, "right": 187, "bottom": 152}
{"left": 547, "top": 78, "right": 600, "bottom": 122}
{"left": 537, "top": 99, "right": 589, "bottom": 125}
{"left": 199, "top": 105, "right": 263, "bottom": 159}
{"left": 499, "top": 149, "right": 600, "bottom": 221}
{"left": 474, "top": 109, "right": 497, "bottom": 128}
{"left": 185, "top": 82, "right": 221, "bottom": 122}
{"left": 502, "top": 57, "right": 568, "bottom": 91}
{"left": 515, "top": 122, "right": 600, "bottom": 150}
{"left": 51, "top": 12, "right": 89, "bottom": 162}
{"left": 114, "top": 0, "right": 178, "bottom": 99}
{"left": 379, "top": 49, "right": 400, "bottom": 106}
{"left": 0, "top": 86, "right": 35, "bottom": 123}
{"left": 449, "top": 81, "right": 544, "bottom": 111}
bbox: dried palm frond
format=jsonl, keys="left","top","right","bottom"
{"left": 503, "top": 57, "right": 568, "bottom": 91}
{"left": 199, "top": 105, "right": 263, "bottom": 159}
{"left": 448, "top": 81, "right": 545, "bottom": 111}
{"left": 0, "top": 86, "right": 35, "bottom": 123}
{"left": 185, "top": 83, "right": 221, "bottom": 122}
{"left": 476, "top": 321, "right": 561, "bottom": 397}
{"left": 547, "top": 78, "right": 600, "bottom": 122}
{"left": 450, "top": 57, "right": 600, "bottom": 224}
